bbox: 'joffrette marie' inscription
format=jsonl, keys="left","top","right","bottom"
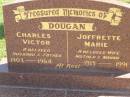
{"left": 3, "top": 0, "right": 130, "bottom": 73}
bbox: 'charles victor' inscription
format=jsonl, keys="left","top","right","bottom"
{"left": 16, "top": 32, "right": 51, "bottom": 45}
{"left": 3, "top": 0, "right": 130, "bottom": 73}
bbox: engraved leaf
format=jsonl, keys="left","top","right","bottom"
{"left": 13, "top": 10, "right": 19, "bottom": 14}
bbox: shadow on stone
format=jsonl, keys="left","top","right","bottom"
{"left": 0, "top": 63, "right": 8, "bottom": 72}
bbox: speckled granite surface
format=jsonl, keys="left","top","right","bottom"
{"left": 1, "top": 0, "right": 130, "bottom": 96}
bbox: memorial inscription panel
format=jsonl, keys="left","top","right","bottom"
{"left": 3, "top": 0, "right": 130, "bottom": 73}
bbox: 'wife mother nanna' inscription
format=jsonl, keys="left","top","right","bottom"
{"left": 3, "top": 0, "right": 130, "bottom": 73}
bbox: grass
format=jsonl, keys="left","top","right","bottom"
{"left": 0, "top": 0, "right": 5, "bottom": 61}
{"left": 0, "top": 0, "right": 3, "bottom": 24}
{"left": 121, "top": 0, "right": 130, "bottom": 3}
{"left": 0, "top": 0, "right": 4, "bottom": 38}
{"left": 0, "top": 39, "right": 6, "bottom": 61}
{"left": 0, "top": 24, "right": 4, "bottom": 39}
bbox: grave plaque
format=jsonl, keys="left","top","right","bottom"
{"left": 3, "top": 0, "right": 130, "bottom": 74}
